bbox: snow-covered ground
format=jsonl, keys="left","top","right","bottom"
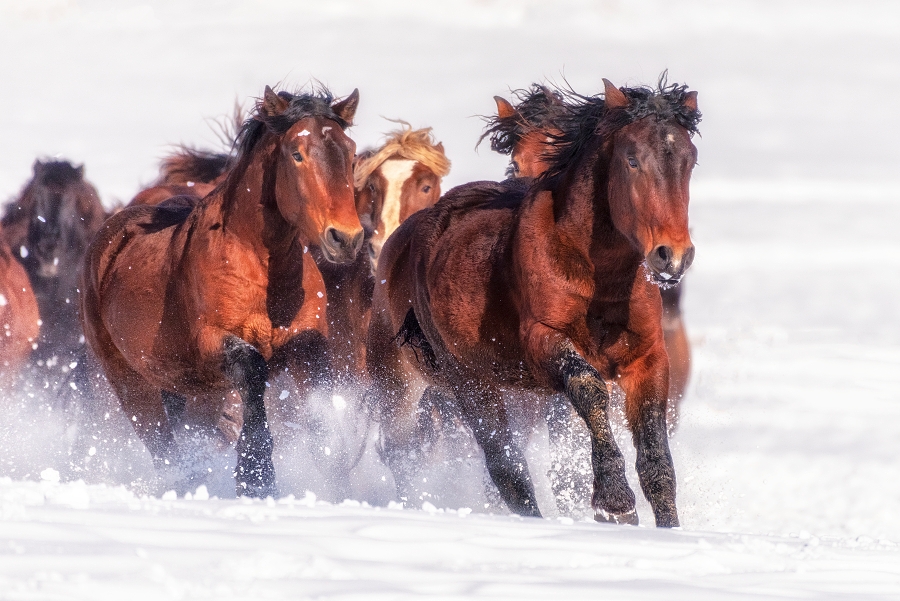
{"left": 2, "top": 1, "right": 900, "bottom": 598}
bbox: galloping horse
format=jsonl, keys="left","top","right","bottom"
{"left": 81, "top": 86, "right": 362, "bottom": 497}
{"left": 2, "top": 160, "right": 106, "bottom": 365}
{"left": 317, "top": 123, "right": 451, "bottom": 382}
{"left": 367, "top": 79, "right": 699, "bottom": 526}
{"left": 481, "top": 84, "right": 567, "bottom": 179}
{"left": 485, "top": 86, "right": 692, "bottom": 409}
{"left": 0, "top": 225, "right": 39, "bottom": 388}
{"left": 129, "top": 148, "right": 228, "bottom": 207}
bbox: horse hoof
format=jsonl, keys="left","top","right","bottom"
{"left": 594, "top": 508, "right": 639, "bottom": 526}
{"left": 236, "top": 480, "right": 279, "bottom": 499}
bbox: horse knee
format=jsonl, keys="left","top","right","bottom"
{"left": 222, "top": 336, "right": 267, "bottom": 396}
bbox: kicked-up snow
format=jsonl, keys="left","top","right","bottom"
{"left": 2, "top": 0, "right": 900, "bottom": 598}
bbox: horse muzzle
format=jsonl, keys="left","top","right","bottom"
{"left": 319, "top": 226, "right": 364, "bottom": 264}
{"left": 645, "top": 244, "right": 695, "bottom": 288}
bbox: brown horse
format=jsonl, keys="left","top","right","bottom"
{"left": 0, "top": 225, "right": 40, "bottom": 388}
{"left": 130, "top": 148, "right": 230, "bottom": 207}
{"left": 1, "top": 160, "right": 107, "bottom": 366}
{"left": 81, "top": 86, "right": 362, "bottom": 497}
{"left": 367, "top": 78, "right": 699, "bottom": 526}
{"left": 271, "top": 124, "right": 450, "bottom": 492}
{"left": 481, "top": 84, "right": 567, "bottom": 179}
{"left": 486, "top": 86, "right": 692, "bottom": 410}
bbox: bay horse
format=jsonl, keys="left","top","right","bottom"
{"left": 80, "top": 86, "right": 363, "bottom": 497}
{"left": 1, "top": 160, "right": 107, "bottom": 365}
{"left": 269, "top": 123, "right": 450, "bottom": 494}
{"left": 367, "top": 78, "right": 700, "bottom": 526}
{"left": 485, "top": 86, "right": 692, "bottom": 409}
{"left": 0, "top": 225, "right": 40, "bottom": 388}
{"left": 129, "top": 148, "right": 230, "bottom": 207}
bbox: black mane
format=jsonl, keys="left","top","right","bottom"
{"left": 542, "top": 74, "right": 702, "bottom": 185}
{"left": 478, "top": 84, "right": 567, "bottom": 156}
{"left": 232, "top": 86, "right": 349, "bottom": 162}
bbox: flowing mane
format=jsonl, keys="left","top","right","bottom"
{"left": 158, "top": 147, "right": 231, "bottom": 186}
{"left": 478, "top": 84, "right": 567, "bottom": 156}
{"left": 542, "top": 75, "right": 702, "bottom": 185}
{"left": 353, "top": 122, "right": 451, "bottom": 190}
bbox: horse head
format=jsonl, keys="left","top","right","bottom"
{"left": 353, "top": 123, "right": 450, "bottom": 269}
{"left": 601, "top": 78, "right": 700, "bottom": 287}
{"left": 256, "top": 86, "right": 364, "bottom": 264}
{"left": 23, "top": 160, "right": 101, "bottom": 280}
{"left": 483, "top": 85, "right": 567, "bottom": 179}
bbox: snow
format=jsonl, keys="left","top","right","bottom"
{"left": 2, "top": 478, "right": 898, "bottom": 600}
{"left": 2, "top": 0, "right": 900, "bottom": 598}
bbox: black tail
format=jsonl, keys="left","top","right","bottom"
{"left": 393, "top": 308, "right": 438, "bottom": 369}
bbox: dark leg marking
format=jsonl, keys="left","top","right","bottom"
{"left": 633, "top": 401, "right": 679, "bottom": 527}
{"left": 161, "top": 390, "right": 187, "bottom": 429}
{"left": 223, "top": 336, "right": 276, "bottom": 498}
{"left": 551, "top": 343, "right": 637, "bottom": 524}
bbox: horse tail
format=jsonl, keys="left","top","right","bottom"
{"left": 392, "top": 308, "right": 437, "bottom": 370}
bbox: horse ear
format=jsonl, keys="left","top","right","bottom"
{"left": 603, "top": 78, "right": 629, "bottom": 109}
{"left": 682, "top": 90, "right": 698, "bottom": 112}
{"left": 261, "top": 86, "right": 289, "bottom": 117}
{"left": 76, "top": 164, "right": 85, "bottom": 178}
{"left": 435, "top": 142, "right": 445, "bottom": 155}
{"left": 494, "top": 96, "right": 516, "bottom": 120}
{"left": 332, "top": 88, "right": 360, "bottom": 126}
{"left": 32, "top": 160, "right": 44, "bottom": 176}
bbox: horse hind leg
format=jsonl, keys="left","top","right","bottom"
{"left": 222, "top": 335, "right": 276, "bottom": 498}
{"left": 455, "top": 383, "right": 541, "bottom": 518}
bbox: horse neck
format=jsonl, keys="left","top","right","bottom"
{"left": 220, "top": 140, "right": 296, "bottom": 258}
{"left": 548, "top": 139, "right": 643, "bottom": 281}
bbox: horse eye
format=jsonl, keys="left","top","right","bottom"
{"left": 627, "top": 157, "right": 638, "bottom": 169}
{"left": 422, "top": 185, "right": 431, "bottom": 194}
{"left": 368, "top": 182, "right": 376, "bottom": 193}
{"left": 292, "top": 151, "right": 303, "bottom": 163}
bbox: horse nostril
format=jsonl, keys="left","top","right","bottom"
{"left": 327, "top": 227, "right": 343, "bottom": 247}
{"left": 650, "top": 245, "right": 674, "bottom": 271}
{"left": 682, "top": 246, "right": 696, "bottom": 271}
{"left": 656, "top": 246, "right": 672, "bottom": 263}
{"left": 350, "top": 230, "right": 364, "bottom": 253}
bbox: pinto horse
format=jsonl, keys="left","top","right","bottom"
{"left": 2, "top": 160, "right": 107, "bottom": 365}
{"left": 367, "top": 79, "right": 699, "bottom": 526}
{"left": 486, "top": 86, "right": 693, "bottom": 410}
{"left": 81, "top": 86, "right": 362, "bottom": 497}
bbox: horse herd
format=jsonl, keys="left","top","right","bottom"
{"left": 0, "top": 75, "right": 700, "bottom": 528}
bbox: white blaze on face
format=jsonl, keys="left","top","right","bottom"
{"left": 377, "top": 158, "right": 416, "bottom": 239}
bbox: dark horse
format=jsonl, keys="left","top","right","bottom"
{"left": 81, "top": 86, "right": 363, "bottom": 497}
{"left": 367, "top": 79, "right": 699, "bottom": 526}
{"left": 2, "top": 160, "right": 107, "bottom": 364}
{"left": 485, "top": 85, "right": 692, "bottom": 410}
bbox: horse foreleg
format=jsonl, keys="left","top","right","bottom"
{"left": 365, "top": 310, "right": 425, "bottom": 505}
{"left": 222, "top": 335, "right": 276, "bottom": 498}
{"left": 619, "top": 348, "right": 679, "bottom": 528}
{"left": 545, "top": 339, "right": 637, "bottom": 525}
{"left": 455, "top": 382, "right": 541, "bottom": 518}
